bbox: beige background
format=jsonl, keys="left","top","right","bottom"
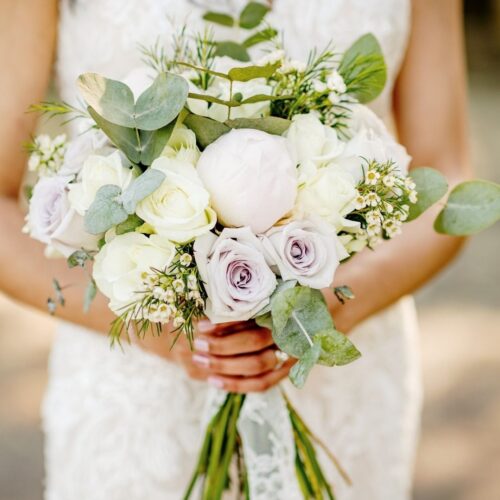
{"left": 0, "top": 3, "right": 499, "bottom": 499}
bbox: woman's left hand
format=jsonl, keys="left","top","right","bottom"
{"left": 192, "top": 320, "right": 295, "bottom": 393}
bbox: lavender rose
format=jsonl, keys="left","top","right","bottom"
{"left": 261, "top": 218, "right": 349, "bottom": 289}
{"left": 25, "top": 176, "right": 99, "bottom": 258}
{"left": 194, "top": 227, "right": 277, "bottom": 323}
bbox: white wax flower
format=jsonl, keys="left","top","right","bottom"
{"left": 93, "top": 232, "right": 176, "bottom": 314}
{"left": 197, "top": 128, "right": 297, "bottom": 233}
{"left": 136, "top": 157, "right": 217, "bottom": 244}
{"left": 68, "top": 151, "right": 136, "bottom": 215}
{"left": 194, "top": 227, "right": 277, "bottom": 323}
{"left": 26, "top": 176, "right": 99, "bottom": 258}
{"left": 261, "top": 218, "right": 348, "bottom": 289}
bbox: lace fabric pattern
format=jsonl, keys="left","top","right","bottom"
{"left": 44, "top": 1, "right": 421, "bottom": 499}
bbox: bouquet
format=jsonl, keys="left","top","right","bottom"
{"left": 25, "top": 2, "right": 500, "bottom": 498}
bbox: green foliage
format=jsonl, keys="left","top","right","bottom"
{"left": 242, "top": 27, "right": 278, "bottom": 48}
{"left": 183, "top": 114, "right": 231, "bottom": 148}
{"left": 214, "top": 41, "right": 250, "bottom": 62}
{"left": 84, "top": 185, "right": 128, "bottom": 235}
{"left": 202, "top": 11, "right": 235, "bottom": 27}
{"left": 139, "top": 120, "right": 176, "bottom": 165}
{"left": 239, "top": 2, "right": 270, "bottom": 29}
{"left": 225, "top": 116, "right": 291, "bottom": 135}
{"left": 83, "top": 279, "right": 97, "bottom": 313}
{"left": 115, "top": 214, "right": 144, "bottom": 235}
{"left": 339, "top": 33, "right": 387, "bottom": 104}
{"left": 28, "top": 100, "right": 89, "bottom": 122}
{"left": 315, "top": 329, "right": 361, "bottom": 367}
{"left": 434, "top": 180, "right": 500, "bottom": 235}
{"left": 333, "top": 285, "right": 355, "bottom": 304}
{"left": 289, "top": 343, "right": 321, "bottom": 389}
{"left": 228, "top": 62, "right": 280, "bottom": 82}
{"left": 67, "top": 249, "right": 93, "bottom": 268}
{"left": 407, "top": 167, "right": 449, "bottom": 221}
{"left": 134, "top": 73, "right": 189, "bottom": 130}
{"left": 121, "top": 168, "right": 165, "bottom": 214}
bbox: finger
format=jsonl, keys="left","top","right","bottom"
{"left": 193, "top": 328, "right": 274, "bottom": 356}
{"left": 192, "top": 348, "right": 279, "bottom": 377}
{"left": 196, "top": 319, "right": 250, "bottom": 336}
{"left": 207, "top": 360, "right": 295, "bottom": 394}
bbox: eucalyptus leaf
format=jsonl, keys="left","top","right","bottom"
{"left": 203, "top": 11, "right": 235, "bottom": 27}
{"left": 88, "top": 106, "right": 141, "bottom": 163}
{"left": 188, "top": 92, "right": 240, "bottom": 107}
{"left": 83, "top": 279, "right": 97, "bottom": 313}
{"left": 255, "top": 280, "right": 297, "bottom": 317}
{"left": 139, "top": 120, "right": 176, "bottom": 165}
{"left": 67, "top": 249, "right": 92, "bottom": 268}
{"left": 239, "top": 1, "right": 270, "bottom": 29}
{"left": 134, "top": 73, "right": 189, "bottom": 130}
{"left": 407, "top": 167, "right": 449, "bottom": 221}
{"left": 84, "top": 185, "right": 128, "bottom": 235}
{"left": 289, "top": 342, "right": 321, "bottom": 389}
{"left": 184, "top": 113, "right": 231, "bottom": 148}
{"left": 225, "top": 116, "right": 291, "bottom": 135}
{"left": 228, "top": 62, "right": 280, "bottom": 82}
{"left": 115, "top": 214, "right": 144, "bottom": 235}
{"left": 315, "top": 329, "right": 361, "bottom": 367}
{"left": 243, "top": 28, "right": 278, "bottom": 48}
{"left": 78, "top": 73, "right": 135, "bottom": 127}
{"left": 434, "top": 180, "right": 500, "bottom": 235}
{"left": 339, "top": 33, "right": 387, "bottom": 104}
{"left": 271, "top": 286, "right": 333, "bottom": 359}
{"left": 239, "top": 94, "right": 288, "bottom": 104}
{"left": 121, "top": 168, "right": 165, "bottom": 214}
{"left": 215, "top": 41, "right": 250, "bottom": 62}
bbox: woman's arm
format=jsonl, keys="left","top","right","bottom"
{"left": 326, "top": 0, "right": 471, "bottom": 332}
{"left": 0, "top": 0, "right": 117, "bottom": 333}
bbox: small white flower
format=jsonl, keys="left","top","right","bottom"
{"left": 354, "top": 195, "right": 366, "bottom": 210}
{"left": 258, "top": 49, "right": 285, "bottom": 66}
{"left": 366, "top": 210, "right": 382, "bottom": 225}
{"left": 365, "top": 170, "right": 380, "bottom": 185}
{"left": 153, "top": 286, "right": 165, "bottom": 300}
{"left": 164, "top": 289, "right": 176, "bottom": 303}
{"left": 172, "top": 279, "right": 185, "bottom": 293}
{"left": 368, "top": 236, "right": 382, "bottom": 248}
{"left": 367, "top": 223, "right": 382, "bottom": 237}
{"left": 173, "top": 316, "right": 185, "bottom": 328}
{"left": 328, "top": 92, "right": 341, "bottom": 105}
{"left": 179, "top": 253, "right": 193, "bottom": 267}
{"left": 28, "top": 153, "right": 41, "bottom": 172}
{"left": 187, "top": 274, "right": 198, "bottom": 291}
{"left": 312, "top": 79, "right": 327, "bottom": 93}
{"left": 409, "top": 191, "right": 418, "bottom": 204}
{"left": 365, "top": 192, "right": 380, "bottom": 207}
{"left": 384, "top": 202, "right": 394, "bottom": 214}
{"left": 327, "top": 70, "right": 347, "bottom": 93}
{"left": 405, "top": 178, "right": 416, "bottom": 190}
{"left": 383, "top": 175, "right": 396, "bottom": 188}
{"left": 187, "top": 290, "right": 201, "bottom": 301}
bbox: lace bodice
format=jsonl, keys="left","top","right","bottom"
{"left": 57, "top": 0, "right": 410, "bottom": 123}
{"left": 44, "top": 2, "right": 421, "bottom": 499}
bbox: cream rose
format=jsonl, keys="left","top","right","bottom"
{"left": 161, "top": 124, "right": 200, "bottom": 165}
{"left": 295, "top": 167, "right": 359, "bottom": 231}
{"left": 136, "top": 157, "right": 216, "bottom": 244}
{"left": 261, "top": 218, "right": 348, "bottom": 289}
{"left": 25, "top": 176, "right": 99, "bottom": 258}
{"left": 68, "top": 151, "right": 136, "bottom": 215}
{"left": 93, "top": 232, "right": 176, "bottom": 313}
{"left": 197, "top": 128, "right": 297, "bottom": 233}
{"left": 194, "top": 227, "right": 277, "bottom": 323}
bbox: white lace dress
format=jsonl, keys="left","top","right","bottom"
{"left": 43, "top": 1, "right": 422, "bottom": 499}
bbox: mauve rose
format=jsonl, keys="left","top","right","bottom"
{"left": 194, "top": 227, "right": 277, "bottom": 323}
{"left": 261, "top": 218, "right": 349, "bottom": 289}
{"left": 26, "top": 176, "right": 99, "bottom": 258}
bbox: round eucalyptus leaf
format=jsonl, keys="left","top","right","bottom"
{"left": 84, "top": 185, "right": 128, "bottom": 235}
{"left": 407, "top": 167, "right": 449, "bottom": 221}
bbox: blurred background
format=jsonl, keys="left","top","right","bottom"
{"left": 1, "top": 1, "right": 499, "bottom": 499}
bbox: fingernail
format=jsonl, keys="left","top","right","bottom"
{"left": 197, "top": 321, "right": 214, "bottom": 334}
{"left": 194, "top": 338, "right": 209, "bottom": 352}
{"left": 192, "top": 354, "right": 209, "bottom": 367}
{"left": 208, "top": 377, "right": 224, "bottom": 389}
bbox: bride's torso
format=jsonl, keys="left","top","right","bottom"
{"left": 57, "top": 0, "right": 410, "bottom": 123}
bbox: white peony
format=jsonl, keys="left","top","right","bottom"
{"left": 68, "top": 151, "right": 136, "bottom": 215}
{"left": 93, "top": 232, "right": 176, "bottom": 314}
{"left": 194, "top": 227, "right": 277, "bottom": 323}
{"left": 262, "top": 218, "right": 348, "bottom": 289}
{"left": 197, "top": 128, "right": 297, "bottom": 233}
{"left": 25, "top": 176, "right": 99, "bottom": 258}
{"left": 136, "top": 157, "right": 217, "bottom": 244}
{"left": 294, "top": 166, "right": 359, "bottom": 232}
{"left": 286, "top": 113, "right": 345, "bottom": 183}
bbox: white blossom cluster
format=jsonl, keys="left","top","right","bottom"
{"left": 28, "top": 134, "right": 67, "bottom": 176}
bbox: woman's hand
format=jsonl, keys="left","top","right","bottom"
{"left": 135, "top": 320, "right": 294, "bottom": 393}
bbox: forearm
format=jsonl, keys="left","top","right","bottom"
{"left": 326, "top": 203, "right": 465, "bottom": 333}
{"left": 0, "top": 195, "right": 114, "bottom": 334}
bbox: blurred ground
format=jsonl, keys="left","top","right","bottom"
{"left": 0, "top": 5, "right": 499, "bottom": 500}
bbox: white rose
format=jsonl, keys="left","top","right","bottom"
{"left": 337, "top": 105, "right": 412, "bottom": 182}
{"left": 161, "top": 124, "right": 200, "bottom": 165}
{"left": 262, "top": 218, "right": 348, "bottom": 289}
{"left": 197, "top": 128, "right": 297, "bottom": 233}
{"left": 136, "top": 157, "right": 217, "bottom": 243}
{"left": 68, "top": 151, "right": 136, "bottom": 215}
{"left": 26, "top": 176, "right": 99, "bottom": 258}
{"left": 93, "top": 232, "right": 176, "bottom": 314}
{"left": 295, "top": 167, "right": 359, "bottom": 231}
{"left": 286, "top": 113, "right": 345, "bottom": 182}
{"left": 194, "top": 227, "right": 277, "bottom": 323}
